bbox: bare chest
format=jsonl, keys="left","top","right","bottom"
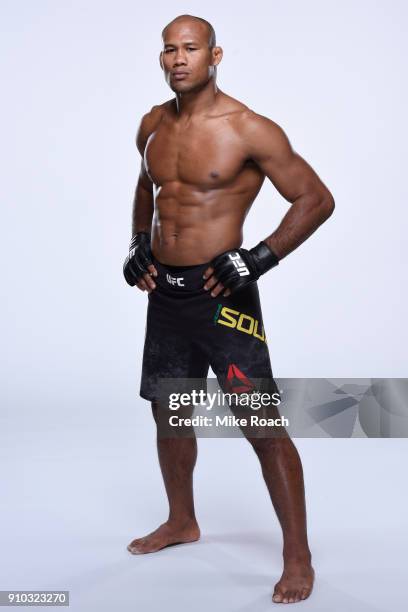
{"left": 144, "top": 117, "right": 247, "bottom": 189}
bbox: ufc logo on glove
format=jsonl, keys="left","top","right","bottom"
{"left": 228, "top": 252, "right": 250, "bottom": 276}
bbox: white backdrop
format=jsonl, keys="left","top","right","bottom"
{"left": 1, "top": 2, "right": 407, "bottom": 611}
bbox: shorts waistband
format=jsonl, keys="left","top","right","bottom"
{"left": 152, "top": 254, "right": 210, "bottom": 293}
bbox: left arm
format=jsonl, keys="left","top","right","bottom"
{"left": 203, "top": 112, "right": 335, "bottom": 296}
{"left": 243, "top": 111, "right": 335, "bottom": 259}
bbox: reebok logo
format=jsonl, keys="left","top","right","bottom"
{"left": 229, "top": 252, "right": 250, "bottom": 276}
{"left": 226, "top": 364, "right": 255, "bottom": 394}
{"left": 166, "top": 273, "right": 185, "bottom": 287}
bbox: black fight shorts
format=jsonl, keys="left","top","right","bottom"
{"left": 139, "top": 255, "right": 279, "bottom": 402}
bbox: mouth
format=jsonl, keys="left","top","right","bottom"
{"left": 172, "top": 72, "right": 189, "bottom": 81}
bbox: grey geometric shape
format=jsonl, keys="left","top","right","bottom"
{"left": 307, "top": 396, "right": 359, "bottom": 423}
{"left": 359, "top": 379, "right": 408, "bottom": 437}
{"left": 313, "top": 403, "right": 359, "bottom": 437}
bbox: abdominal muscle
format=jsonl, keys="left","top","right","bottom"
{"left": 150, "top": 185, "right": 251, "bottom": 265}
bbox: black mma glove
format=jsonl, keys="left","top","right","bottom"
{"left": 123, "top": 232, "right": 153, "bottom": 286}
{"left": 210, "top": 241, "right": 279, "bottom": 294}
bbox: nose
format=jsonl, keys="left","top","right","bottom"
{"left": 173, "top": 49, "right": 187, "bottom": 66}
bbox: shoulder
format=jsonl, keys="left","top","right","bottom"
{"left": 135, "top": 99, "right": 174, "bottom": 155}
{"left": 216, "top": 93, "right": 291, "bottom": 150}
{"left": 231, "top": 109, "right": 294, "bottom": 160}
{"left": 233, "top": 108, "right": 289, "bottom": 142}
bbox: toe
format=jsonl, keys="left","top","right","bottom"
{"left": 272, "top": 590, "right": 283, "bottom": 603}
{"left": 300, "top": 587, "right": 310, "bottom": 600}
{"left": 128, "top": 539, "right": 148, "bottom": 554}
{"left": 128, "top": 546, "right": 141, "bottom": 554}
{"left": 129, "top": 538, "right": 142, "bottom": 545}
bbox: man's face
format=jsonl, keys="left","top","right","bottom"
{"left": 160, "top": 20, "right": 217, "bottom": 93}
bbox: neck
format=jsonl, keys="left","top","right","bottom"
{"left": 175, "top": 77, "right": 219, "bottom": 117}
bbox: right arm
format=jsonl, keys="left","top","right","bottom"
{"left": 131, "top": 107, "right": 160, "bottom": 235}
{"left": 131, "top": 161, "right": 154, "bottom": 235}
{"left": 125, "top": 106, "right": 162, "bottom": 291}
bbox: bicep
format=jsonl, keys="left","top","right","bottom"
{"left": 135, "top": 107, "right": 160, "bottom": 195}
{"left": 246, "top": 116, "right": 328, "bottom": 203}
{"left": 138, "top": 159, "right": 153, "bottom": 193}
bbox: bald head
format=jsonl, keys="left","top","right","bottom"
{"left": 161, "top": 14, "right": 216, "bottom": 49}
{"left": 160, "top": 14, "right": 222, "bottom": 95}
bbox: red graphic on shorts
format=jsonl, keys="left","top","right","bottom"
{"left": 226, "top": 364, "right": 255, "bottom": 394}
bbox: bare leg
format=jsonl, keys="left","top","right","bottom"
{"left": 247, "top": 434, "right": 314, "bottom": 604}
{"left": 127, "top": 401, "right": 200, "bottom": 554}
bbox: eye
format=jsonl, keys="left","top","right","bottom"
{"left": 187, "top": 47, "right": 197, "bottom": 51}
{"left": 164, "top": 49, "right": 175, "bottom": 53}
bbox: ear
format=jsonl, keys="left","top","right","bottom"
{"left": 159, "top": 51, "right": 164, "bottom": 70}
{"left": 211, "top": 46, "right": 223, "bottom": 67}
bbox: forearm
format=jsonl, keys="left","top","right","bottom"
{"left": 263, "top": 192, "right": 335, "bottom": 260}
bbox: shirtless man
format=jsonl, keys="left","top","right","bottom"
{"left": 123, "top": 14, "right": 335, "bottom": 605}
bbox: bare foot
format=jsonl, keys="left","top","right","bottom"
{"left": 127, "top": 520, "right": 200, "bottom": 554}
{"left": 272, "top": 557, "right": 315, "bottom": 604}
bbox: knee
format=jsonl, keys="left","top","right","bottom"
{"left": 151, "top": 400, "right": 196, "bottom": 439}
